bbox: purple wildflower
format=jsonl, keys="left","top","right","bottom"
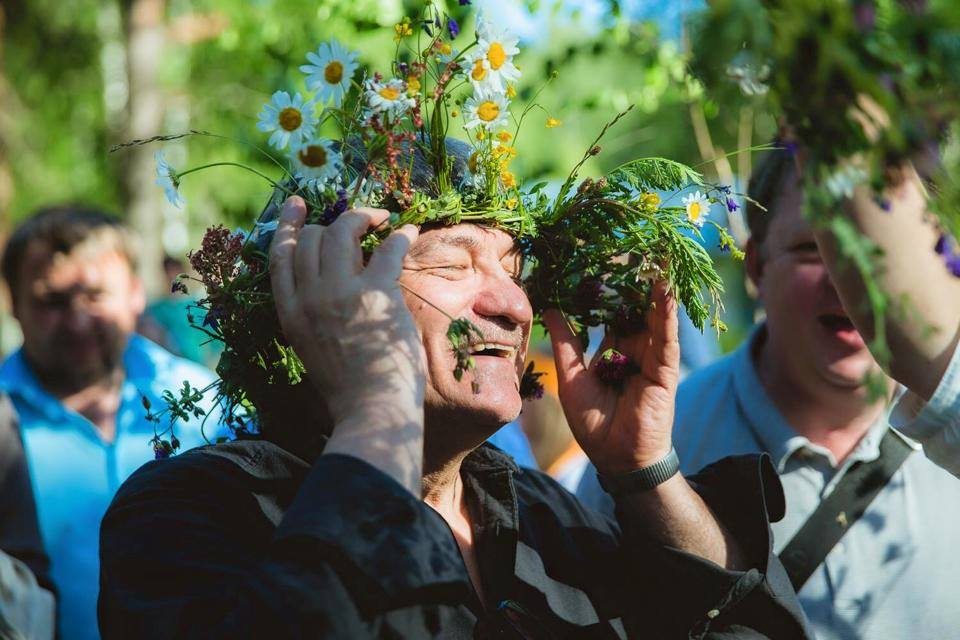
{"left": 153, "top": 439, "right": 173, "bottom": 459}
{"left": 202, "top": 307, "right": 222, "bottom": 332}
{"left": 422, "top": 20, "right": 434, "bottom": 36}
{"left": 573, "top": 278, "right": 604, "bottom": 312}
{"left": 595, "top": 349, "right": 633, "bottom": 386}
{"left": 725, "top": 197, "right": 739, "bottom": 213}
{"left": 397, "top": 62, "right": 409, "bottom": 75}
{"left": 519, "top": 363, "right": 545, "bottom": 401}
{"left": 321, "top": 189, "right": 349, "bottom": 225}
{"left": 718, "top": 184, "right": 732, "bottom": 194}
{"left": 448, "top": 18, "right": 460, "bottom": 38}
{"left": 854, "top": 2, "right": 876, "bottom": 31}
{"left": 459, "top": 0, "right": 471, "bottom": 5}
{"left": 935, "top": 233, "right": 960, "bottom": 278}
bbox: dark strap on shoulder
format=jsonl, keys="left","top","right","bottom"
{"left": 778, "top": 429, "right": 914, "bottom": 592}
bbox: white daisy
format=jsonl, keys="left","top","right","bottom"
{"left": 155, "top": 152, "right": 185, "bottom": 208}
{"left": 681, "top": 191, "right": 710, "bottom": 228}
{"left": 300, "top": 39, "right": 360, "bottom": 107}
{"left": 364, "top": 77, "right": 416, "bottom": 118}
{"left": 290, "top": 138, "right": 343, "bottom": 189}
{"left": 466, "top": 16, "right": 521, "bottom": 91}
{"left": 463, "top": 88, "right": 510, "bottom": 131}
{"left": 256, "top": 91, "right": 317, "bottom": 151}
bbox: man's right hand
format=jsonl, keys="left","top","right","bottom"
{"left": 268, "top": 196, "right": 426, "bottom": 494}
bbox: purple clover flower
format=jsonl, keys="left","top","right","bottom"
{"left": 448, "top": 18, "right": 460, "bottom": 38}
{"left": 595, "top": 349, "right": 633, "bottom": 386}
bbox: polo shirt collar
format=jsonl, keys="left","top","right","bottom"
{"left": 731, "top": 324, "right": 889, "bottom": 472}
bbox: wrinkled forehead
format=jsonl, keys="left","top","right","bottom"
{"left": 22, "top": 241, "right": 132, "bottom": 291}
{"left": 407, "top": 223, "right": 521, "bottom": 261}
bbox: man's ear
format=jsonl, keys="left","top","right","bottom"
{"left": 129, "top": 273, "right": 147, "bottom": 317}
{"left": 745, "top": 238, "right": 763, "bottom": 294}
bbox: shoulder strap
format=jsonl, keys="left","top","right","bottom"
{"left": 778, "top": 429, "right": 914, "bottom": 592}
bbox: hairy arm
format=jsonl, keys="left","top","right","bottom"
{"left": 814, "top": 165, "right": 960, "bottom": 400}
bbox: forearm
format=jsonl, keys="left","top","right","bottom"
{"left": 814, "top": 169, "right": 960, "bottom": 399}
{"left": 323, "top": 397, "right": 424, "bottom": 497}
{"left": 617, "top": 474, "right": 748, "bottom": 570}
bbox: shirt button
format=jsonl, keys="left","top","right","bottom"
{"left": 707, "top": 609, "right": 720, "bottom": 619}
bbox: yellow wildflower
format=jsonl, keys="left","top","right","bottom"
{"left": 406, "top": 75, "right": 421, "bottom": 93}
{"left": 505, "top": 197, "right": 518, "bottom": 210}
{"left": 501, "top": 171, "right": 517, "bottom": 189}
{"left": 393, "top": 19, "right": 413, "bottom": 42}
{"left": 546, "top": 116, "right": 561, "bottom": 129}
{"left": 640, "top": 192, "right": 661, "bottom": 209}
{"left": 475, "top": 129, "right": 486, "bottom": 141}
{"left": 451, "top": 109, "right": 459, "bottom": 117}
{"left": 496, "top": 131, "right": 513, "bottom": 143}
{"left": 506, "top": 85, "right": 517, "bottom": 99}
{"left": 492, "top": 145, "right": 517, "bottom": 160}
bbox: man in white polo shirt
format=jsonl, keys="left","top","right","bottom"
{"left": 578, "top": 147, "right": 960, "bottom": 640}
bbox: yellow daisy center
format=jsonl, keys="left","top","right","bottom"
{"left": 477, "top": 101, "right": 500, "bottom": 122}
{"left": 487, "top": 43, "right": 507, "bottom": 70}
{"left": 298, "top": 144, "right": 328, "bottom": 168}
{"left": 324, "top": 61, "right": 344, "bottom": 84}
{"left": 378, "top": 86, "right": 400, "bottom": 101}
{"left": 471, "top": 59, "right": 488, "bottom": 82}
{"left": 688, "top": 202, "right": 702, "bottom": 221}
{"left": 278, "top": 107, "right": 303, "bottom": 132}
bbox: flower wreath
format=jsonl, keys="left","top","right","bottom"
{"left": 130, "top": 5, "right": 748, "bottom": 459}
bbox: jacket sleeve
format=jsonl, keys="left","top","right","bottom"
{"left": 98, "top": 452, "right": 472, "bottom": 639}
{"left": 0, "top": 394, "right": 51, "bottom": 592}
{"left": 614, "top": 453, "right": 814, "bottom": 640}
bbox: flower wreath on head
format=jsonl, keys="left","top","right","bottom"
{"left": 127, "top": 4, "right": 750, "bottom": 460}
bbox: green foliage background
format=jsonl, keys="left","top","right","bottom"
{"left": 0, "top": 0, "right": 762, "bottom": 346}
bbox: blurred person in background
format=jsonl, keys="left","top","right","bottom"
{"left": 577, "top": 147, "right": 960, "bottom": 640}
{"left": 0, "top": 393, "right": 54, "bottom": 639}
{"left": 519, "top": 348, "right": 588, "bottom": 491}
{"left": 137, "top": 255, "right": 223, "bottom": 370}
{"left": 0, "top": 205, "right": 221, "bottom": 640}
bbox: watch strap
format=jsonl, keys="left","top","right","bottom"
{"left": 596, "top": 447, "right": 680, "bottom": 496}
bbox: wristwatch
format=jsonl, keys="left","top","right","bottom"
{"left": 596, "top": 447, "right": 680, "bottom": 496}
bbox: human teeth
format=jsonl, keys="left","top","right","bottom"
{"left": 469, "top": 343, "right": 516, "bottom": 357}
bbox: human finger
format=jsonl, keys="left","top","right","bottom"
{"left": 294, "top": 225, "right": 325, "bottom": 295}
{"left": 647, "top": 280, "right": 679, "bottom": 367}
{"left": 269, "top": 196, "right": 307, "bottom": 319}
{"left": 366, "top": 225, "right": 419, "bottom": 283}
{"left": 542, "top": 309, "right": 588, "bottom": 391}
{"left": 321, "top": 208, "right": 391, "bottom": 279}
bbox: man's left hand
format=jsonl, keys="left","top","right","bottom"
{"left": 542, "top": 280, "right": 679, "bottom": 475}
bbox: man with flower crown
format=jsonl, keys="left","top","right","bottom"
{"left": 99, "top": 9, "right": 812, "bottom": 639}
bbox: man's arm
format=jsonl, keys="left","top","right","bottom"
{"left": 543, "top": 282, "right": 746, "bottom": 570}
{"left": 98, "top": 450, "right": 472, "bottom": 639}
{"left": 813, "top": 165, "right": 960, "bottom": 400}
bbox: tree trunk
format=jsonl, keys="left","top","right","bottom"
{"left": 123, "top": 0, "right": 166, "bottom": 296}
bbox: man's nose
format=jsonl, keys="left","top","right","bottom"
{"left": 472, "top": 273, "right": 533, "bottom": 329}
{"left": 63, "top": 300, "right": 96, "bottom": 333}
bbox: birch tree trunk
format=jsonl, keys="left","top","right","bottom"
{"left": 123, "top": 0, "right": 166, "bottom": 296}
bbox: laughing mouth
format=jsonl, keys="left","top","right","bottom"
{"left": 467, "top": 343, "right": 519, "bottom": 359}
